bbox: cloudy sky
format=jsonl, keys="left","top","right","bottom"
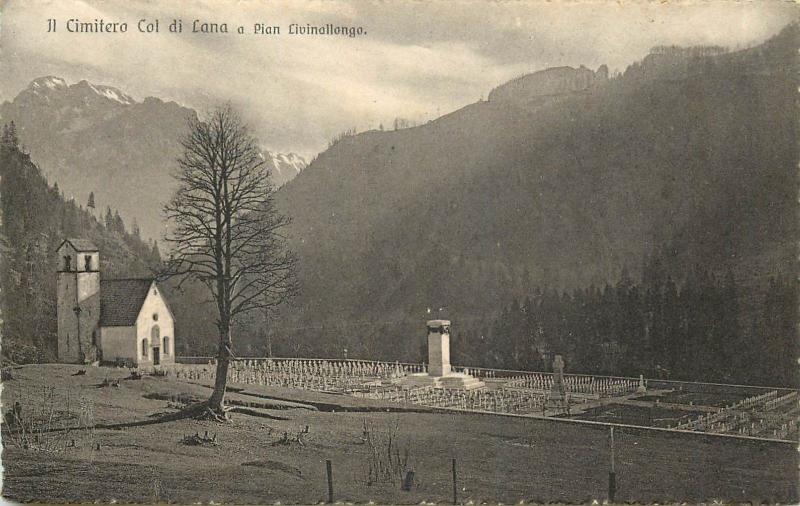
{"left": 1, "top": 0, "right": 796, "bottom": 156}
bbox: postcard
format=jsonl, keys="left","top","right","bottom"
{"left": 1, "top": 1, "right": 797, "bottom": 503}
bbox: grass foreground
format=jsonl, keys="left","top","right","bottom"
{"left": 1, "top": 364, "right": 797, "bottom": 504}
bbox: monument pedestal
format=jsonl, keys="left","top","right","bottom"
{"left": 545, "top": 354, "right": 569, "bottom": 414}
{"left": 400, "top": 371, "right": 485, "bottom": 391}
{"left": 636, "top": 374, "right": 647, "bottom": 393}
{"left": 439, "top": 372, "right": 485, "bottom": 390}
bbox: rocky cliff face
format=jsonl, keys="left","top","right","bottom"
{"left": 488, "top": 65, "right": 607, "bottom": 104}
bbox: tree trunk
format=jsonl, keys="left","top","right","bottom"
{"left": 208, "top": 323, "right": 232, "bottom": 413}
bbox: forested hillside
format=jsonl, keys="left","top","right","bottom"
{"left": 269, "top": 23, "right": 798, "bottom": 385}
{"left": 0, "top": 123, "right": 161, "bottom": 363}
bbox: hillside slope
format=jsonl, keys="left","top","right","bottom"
{"left": 274, "top": 23, "right": 798, "bottom": 357}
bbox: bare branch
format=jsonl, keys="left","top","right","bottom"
{"left": 161, "top": 104, "right": 297, "bottom": 409}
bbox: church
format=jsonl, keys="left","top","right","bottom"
{"left": 56, "top": 238, "right": 175, "bottom": 366}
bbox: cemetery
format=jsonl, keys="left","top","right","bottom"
{"left": 166, "top": 320, "right": 800, "bottom": 443}
{"left": 170, "top": 358, "right": 799, "bottom": 442}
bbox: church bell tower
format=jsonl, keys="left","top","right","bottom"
{"left": 56, "top": 239, "right": 101, "bottom": 363}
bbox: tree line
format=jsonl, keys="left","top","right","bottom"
{"left": 451, "top": 266, "right": 796, "bottom": 387}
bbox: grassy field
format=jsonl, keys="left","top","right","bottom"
{"left": 1, "top": 364, "right": 797, "bottom": 504}
{"left": 572, "top": 403, "right": 707, "bottom": 428}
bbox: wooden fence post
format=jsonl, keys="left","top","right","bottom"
{"left": 452, "top": 458, "right": 458, "bottom": 505}
{"left": 608, "top": 427, "right": 616, "bottom": 503}
{"left": 326, "top": 459, "right": 334, "bottom": 503}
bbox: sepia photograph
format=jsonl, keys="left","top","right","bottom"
{"left": 0, "top": 0, "right": 798, "bottom": 503}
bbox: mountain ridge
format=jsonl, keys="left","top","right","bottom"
{"left": 0, "top": 77, "right": 307, "bottom": 242}
{"left": 272, "top": 23, "right": 798, "bottom": 360}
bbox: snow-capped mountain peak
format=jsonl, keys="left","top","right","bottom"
{"left": 74, "top": 80, "right": 135, "bottom": 105}
{"left": 270, "top": 153, "right": 307, "bottom": 172}
{"left": 30, "top": 76, "right": 68, "bottom": 91}
{"left": 22, "top": 77, "right": 136, "bottom": 106}
{"left": 262, "top": 149, "right": 307, "bottom": 186}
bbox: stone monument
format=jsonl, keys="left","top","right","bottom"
{"left": 427, "top": 320, "right": 451, "bottom": 376}
{"left": 399, "top": 320, "right": 485, "bottom": 390}
{"left": 550, "top": 355, "right": 566, "bottom": 401}
{"left": 546, "top": 354, "right": 569, "bottom": 413}
{"left": 636, "top": 374, "right": 647, "bottom": 393}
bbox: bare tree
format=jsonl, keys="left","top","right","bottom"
{"left": 163, "top": 105, "right": 297, "bottom": 418}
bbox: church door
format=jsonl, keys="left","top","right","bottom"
{"left": 150, "top": 325, "right": 160, "bottom": 365}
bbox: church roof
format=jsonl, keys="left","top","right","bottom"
{"left": 58, "top": 238, "right": 98, "bottom": 252}
{"left": 100, "top": 278, "right": 154, "bottom": 326}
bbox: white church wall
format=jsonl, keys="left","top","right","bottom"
{"left": 76, "top": 272, "right": 100, "bottom": 302}
{"left": 100, "top": 326, "right": 137, "bottom": 364}
{"left": 135, "top": 282, "right": 175, "bottom": 366}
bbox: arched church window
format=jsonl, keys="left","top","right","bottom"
{"left": 163, "top": 336, "right": 169, "bottom": 355}
{"left": 141, "top": 339, "right": 148, "bottom": 358}
{"left": 84, "top": 255, "right": 92, "bottom": 271}
{"left": 153, "top": 313, "right": 158, "bottom": 321}
{"left": 151, "top": 325, "right": 160, "bottom": 340}
{"left": 63, "top": 255, "right": 71, "bottom": 271}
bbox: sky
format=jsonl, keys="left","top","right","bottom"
{"left": 0, "top": 0, "right": 797, "bottom": 157}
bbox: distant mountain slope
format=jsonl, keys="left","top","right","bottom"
{"left": 275, "top": 23, "right": 798, "bottom": 357}
{"left": 0, "top": 78, "right": 306, "bottom": 242}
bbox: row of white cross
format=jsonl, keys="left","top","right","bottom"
{"left": 505, "top": 374, "right": 638, "bottom": 397}
{"left": 355, "top": 384, "right": 547, "bottom": 414}
{"left": 731, "top": 389, "right": 780, "bottom": 410}
{"left": 172, "top": 359, "right": 420, "bottom": 385}
{"left": 174, "top": 365, "right": 365, "bottom": 391}
{"left": 698, "top": 414, "right": 797, "bottom": 440}
{"left": 764, "top": 391, "right": 798, "bottom": 412}
{"left": 231, "top": 359, "right": 423, "bottom": 378}
{"left": 673, "top": 389, "right": 799, "bottom": 439}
